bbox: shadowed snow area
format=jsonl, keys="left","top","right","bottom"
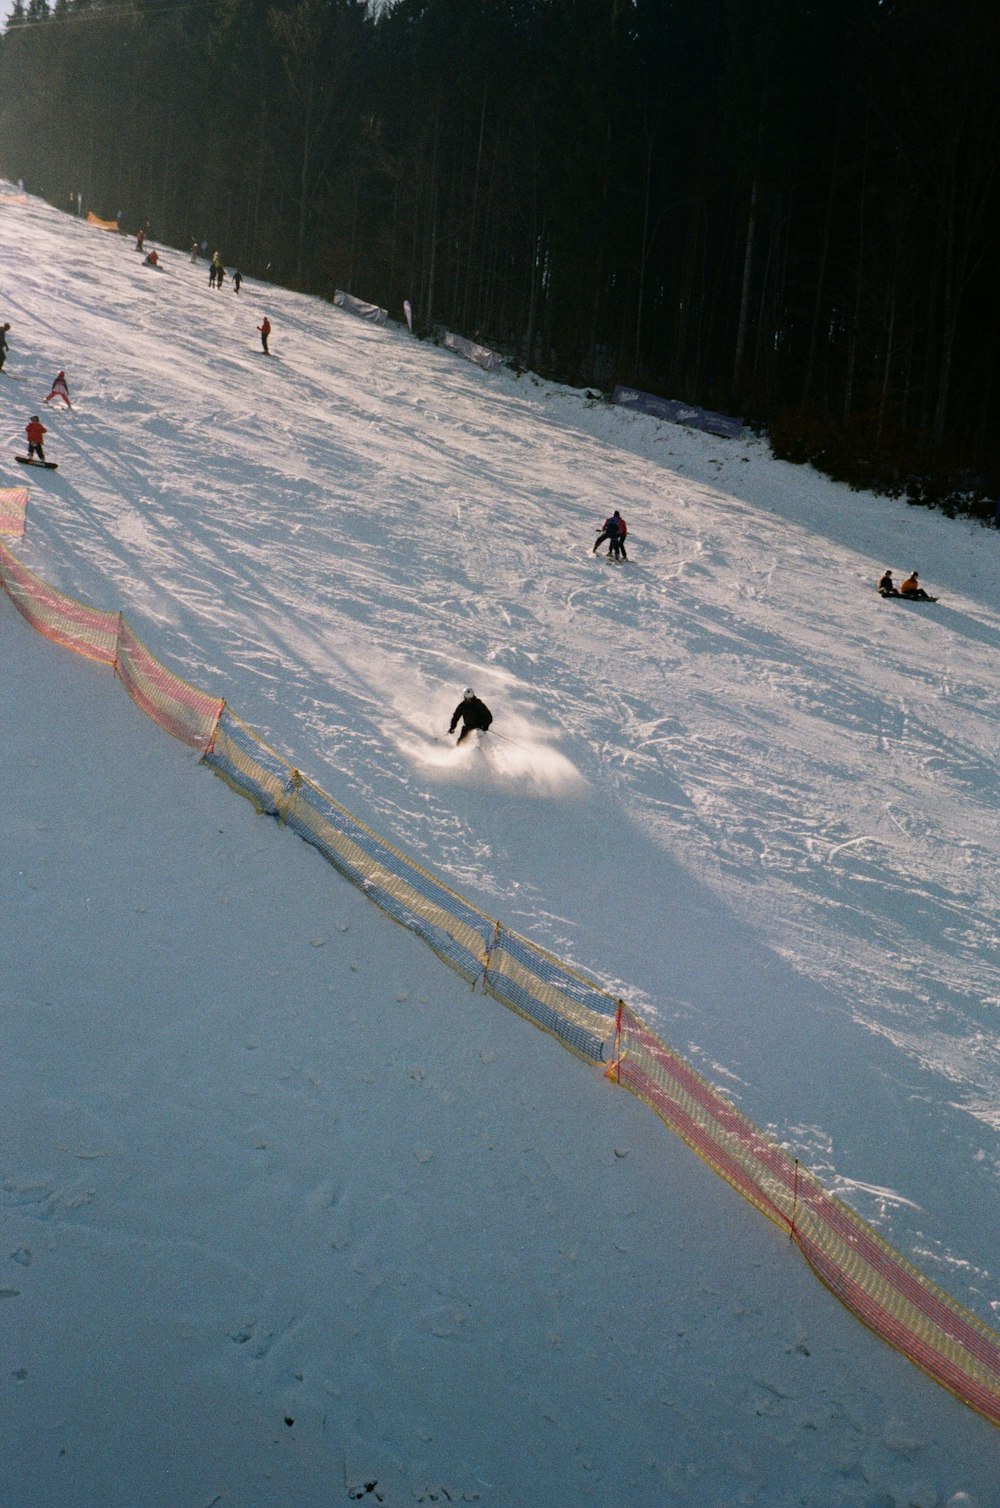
{"left": 2, "top": 192, "right": 999, "bottom": 1505}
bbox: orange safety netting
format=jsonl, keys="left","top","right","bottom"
{"left": 611, "top": 1002, "right": 1000, "bottom": 1426}
{"left": 3, "top": 529, "right": 1000, "bottom": 1430}
{"left": 0, "top": 540, "right": 119, "bottom": 662}
{"left": 0, "top": 542, "right": 221, "bottom": 747}
{"left": 115, "top": 616, "right": 223, "bottom": 751}
{"left": 0, "top": 487, "right": 29, "bottom": 538}
{"left": 85, "top": 211, "right": 119, "bottom": 231}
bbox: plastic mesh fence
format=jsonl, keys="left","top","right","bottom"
{"left": 615, "top": 1002, "right": 1000, "bottom": 1425}
{"left": 0, "top": 541, "right": 119, "bottom": 663}
{"left": 0, "top": 488, "right": 29, "bottom": 538}
{"left": 115, "top": 616, "right": 223, "bottom": 751}
{"left": 3, "top": 536, "right": 1000, "bottom": 1429}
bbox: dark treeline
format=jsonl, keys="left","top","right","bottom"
{"left": 2, "top": 0, "right": 999, "bottom": 506}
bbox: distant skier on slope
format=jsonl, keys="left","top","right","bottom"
{"left": 593, "top": 509, "right": 627, "bottom": 559}
{"left": 25, "top": 415, "right": 47, "bottom": 462}
{"left": 900, "top": 571, "right": 937, "bottom": 602}
{"left": 44, "top": 370, "right": 72, "bottom": 408}
{"left": 258, "top": 315, "right": 271, "bottom": 354}
{"left": 448, "top": 688, "right": 493, "bottom": 745}
{"left": 0, "top": 322, "right": 10, "bottom": 371}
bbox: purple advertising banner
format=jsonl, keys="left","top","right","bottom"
{"left": 612, "top": 385, "right": 743, "bottom": 439}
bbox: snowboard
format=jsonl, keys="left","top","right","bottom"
{"left": 882, "top": 591, "right": 938, "bottom": 603}
{"left": 16, "top": 455, "right": 58, "bottom": 470}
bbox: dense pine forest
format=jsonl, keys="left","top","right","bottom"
{"left": 2, "top": 0, "right": 999, "bottom": 508}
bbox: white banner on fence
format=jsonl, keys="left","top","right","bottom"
{"left": 443, "top": 331, "right": 502, "bottom": 371}
{"left": 334, "top": 290, "right": 388, "bottom": 326}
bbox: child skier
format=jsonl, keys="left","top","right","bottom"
{"left": 44, "top": 371, "right": 72, "bottom": 408}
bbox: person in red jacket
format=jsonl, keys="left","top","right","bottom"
{"left": 25, "top": 415, "right": 47, "bottom": 462}
{"left": 593, "top": 509, "right": 628, "bottom": 559}
{"left": 258, "top": 315, "right": 271, "bottom": 354}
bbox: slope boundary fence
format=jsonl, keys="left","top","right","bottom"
{"left": 2, "top": 532, "right": 999, "bottom": 1433}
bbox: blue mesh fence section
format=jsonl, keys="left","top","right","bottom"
{"left": 286, "top": 777, "right": 495, "bottom": 981}
{"left": 204, "top": 708, "right": 298, "bottom": 815}
{"left": 482, "top": 969, "right": 608, "bottom": 1062}
{"left": 495, "top": 929, "right": 618, "bottom": 1023}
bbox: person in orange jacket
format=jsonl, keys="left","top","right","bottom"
{"left": 900, "top": 571, "right": 937, "bottom": 602}
{"left": 258, "top": 315, "right": 271, "bottom": 354}
{"left": 25, "top": 415, "right": 47, "bottom": 462}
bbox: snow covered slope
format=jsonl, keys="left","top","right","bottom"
{"left": 2, "top": 192, "right": 998, "bottom": 1505}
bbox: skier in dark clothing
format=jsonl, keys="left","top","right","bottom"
{"left": 448, "top": 688, "right": 493, "bottom": 745}
{"left": 593, "top": 509, "right": 628, "bottom": 559}
{"left": 878, "top": 570, "right": 900, "bottom": 597}
{"left": 0, "top": 322, "right": 9, "bottom": 370}
{"left": 233, "top": 269, "right": 243, "bottom": 295}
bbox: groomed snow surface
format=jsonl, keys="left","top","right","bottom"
{"left": 1, "top": 193, "right": 998, "bottom": 1507}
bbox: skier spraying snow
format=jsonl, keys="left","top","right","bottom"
{"left": 44, "top": 370, "right": 72, "bottom": 408}
{"left": 448, "top": 688, "right": 493, "bottom": 745}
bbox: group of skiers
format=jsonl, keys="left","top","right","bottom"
{"left": 207, "top": 250, "right": 243, "bottom": 293}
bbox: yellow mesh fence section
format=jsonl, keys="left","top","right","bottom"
{"left": 0, "top": 488, "right": 29, "bottom": 538}
{"left": 0, "top": 541, "right": 119, "bottom": 663}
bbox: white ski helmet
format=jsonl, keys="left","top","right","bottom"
{"left": 464, "top": 687, "right": 475, "bottom": 700}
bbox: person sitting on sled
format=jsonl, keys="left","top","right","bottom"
{"left": 25, "top": 415, "right": 47, "bottom": 462}
{"left": 143, "top": 248, "right": 159, "bottom": 267}
{"left": 448, "top": 688, "right": 493, "bottom": 745}
{"left": 45, "top": 370, "right": 72, "bottom": 409}
{"left": 900, "top": 571, "right": 936, "bottom": 601}
{"left": 878, "top": 570, "right": 900, "bottom": 597}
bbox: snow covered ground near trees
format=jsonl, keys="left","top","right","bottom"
{"left": 1, "top": 192, "right": 998, "bottom": 1507}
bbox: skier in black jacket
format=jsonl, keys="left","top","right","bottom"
{"left": 448, "top": 688, "right": 493, "bottom": 745}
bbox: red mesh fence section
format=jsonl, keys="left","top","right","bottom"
{"left": 616, "top": 1002, "right": 1000, "bottom": 1428}
{"left": 0, "top": 488, "right": 29, "bottom": 538}
{"left": 0, "top": 542, "right": 119, "bottom": 663}
{"left": 115, "top": 616, "right": 224, "bottom": 751}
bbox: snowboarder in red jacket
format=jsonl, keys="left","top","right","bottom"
{"left": 25, "top": 415, "right": 47, "bottom": 461}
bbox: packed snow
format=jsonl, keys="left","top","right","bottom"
{"left": 2, "top": 192, "right": 999, "bottom": 1506}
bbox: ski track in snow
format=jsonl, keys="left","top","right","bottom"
{"left": 3, "top": 193, "right": 999, "bottom": 1314}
